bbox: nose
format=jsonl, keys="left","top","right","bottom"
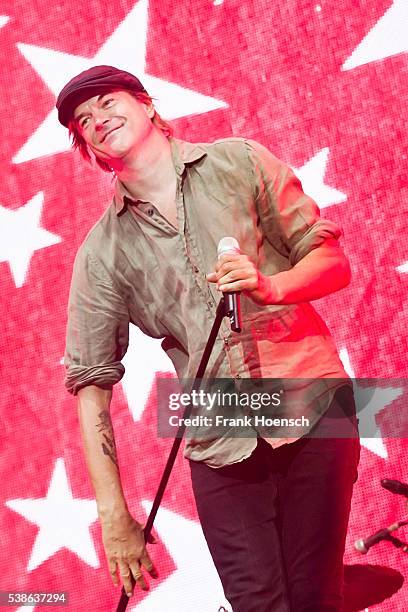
{"left": 94, "top": 115, "right": 110, "bottom": 131}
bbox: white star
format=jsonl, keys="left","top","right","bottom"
{"left": 5, "top": 459, "right": 99, "bottom": 571}
{"left": 14, "top": 0, "right": 228, "bottom": 163}
{"left": 121, "top": 325, "right": 175, "bottom": 421}
{"left": 293, "top": 148, "right": 347, "bottom": 209}
{"left": 0, "top": 192, "right": 61, "bottom": 288}
{"left": 0, "top": 16, "right": 9, "bottom": 27}
{"left": 342, "top": 0, "right": 408, "bottom": 71}
{"left": 397, "top": 261, "right": 408, "bottom": 273}
{"left": 132, "top": 501, "right": 230, "bottom": 611}
{"left": 339, "top": 348, "right": 403, "bottom": 458}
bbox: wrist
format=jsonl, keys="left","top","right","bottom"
{"left": 268, "top": 272, "right": 285, "bottom": 304}
{"left": 97, "top": 499, "right": 130, "bottom": 522}
{"left": 258, "top": 272, "right": 282, "bottom": 305}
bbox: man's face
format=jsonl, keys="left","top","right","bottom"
{"left": 73, "top": 90, "right": 154, "bottom": 164}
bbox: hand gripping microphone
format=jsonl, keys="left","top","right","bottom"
{"left": 217, "top": 237, "right": 242, "bottom": 333}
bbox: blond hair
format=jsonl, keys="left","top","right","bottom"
{"left": 68, "top": 91, "right": 173, "bottom": 173}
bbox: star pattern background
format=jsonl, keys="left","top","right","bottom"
{"left": 0, "top": 0, "right": 407, "bottom": 610}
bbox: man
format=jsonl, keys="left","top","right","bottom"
{"left": 57, "top": 65, "right": 360, "bottom": 611}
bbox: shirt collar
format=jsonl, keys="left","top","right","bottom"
{"left": 113, "top": 137, "right": 207, "bottom": 215}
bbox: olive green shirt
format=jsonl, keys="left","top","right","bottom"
{"left": 64, "top": 137, "right": 350, "bottom": 467}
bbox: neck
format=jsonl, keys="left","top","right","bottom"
{"left": 111, "top": 129, "right": 175, "bottom": 201}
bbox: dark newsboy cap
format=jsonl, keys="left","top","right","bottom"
{"left": 56, "top": 65, "right": 147, "bottom": 127}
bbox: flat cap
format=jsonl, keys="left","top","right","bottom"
{"left": 56, "top": 65, "right": 147, "bottom": 127}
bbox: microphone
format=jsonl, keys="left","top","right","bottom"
{"left": 381, "top": 479, "right": 408, "bottom": 498}
{"left": 217, "top": 237, "right": 242, "bottom": 333}
{"left": 355, "top": 528, "right": 391, "bottom": 554}
{"left": 355, "top": 522, "right": 400, "bottom": 554}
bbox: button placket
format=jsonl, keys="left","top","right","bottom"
{"left": 183, "top": 194, "right": 212, "bottom": 302}
{"left": 175, "top": 172, "right": 186, "bottom": 236}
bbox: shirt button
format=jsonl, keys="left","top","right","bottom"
{"left": 147, "top": 208, "right": 154, "bottom": 216}
{"left": 193, "top": 266, "right": 199, "bottom": 273}
{"left": 207, "top": 301, "right": 214, "bottom": 308}
{"left": 224, "top": 338, "right": 229, "bottom": 346}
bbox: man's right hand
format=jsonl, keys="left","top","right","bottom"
{"left": 100, "top": 512, "right": 159, "bottom": 597}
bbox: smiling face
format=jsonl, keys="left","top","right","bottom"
{"left": 73, "top": 90, "right": 155, "bottom": 166}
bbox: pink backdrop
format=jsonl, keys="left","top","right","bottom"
{"left": 1, "top": 0, "right": 407, "bottom": 610}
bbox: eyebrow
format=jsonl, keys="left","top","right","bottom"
{"left": 75, "top": 94, "right": 113, "bottom": 123}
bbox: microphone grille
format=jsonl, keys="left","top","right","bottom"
{"left": 217, "top": 237, "right": 240, "bottom": 256}
{"left": 354, "top": 539, "right": 367, "bottom": 554}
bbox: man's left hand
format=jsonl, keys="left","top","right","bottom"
{"left": 206, "top": 253, "right": 278, "bottom": 306}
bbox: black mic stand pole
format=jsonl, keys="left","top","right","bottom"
{"left": 116, "top": 296, "right": 239, "bottom": 611}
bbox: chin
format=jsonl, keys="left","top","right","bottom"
{"left": 106, "top": 135, "right": 136, "bottom": 156}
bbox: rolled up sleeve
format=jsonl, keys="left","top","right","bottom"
{"left": 246, "top": 139, "right": 342, "bottom": 266}
{"left": 64, "top": 245, "right": 129, "bottom": 395}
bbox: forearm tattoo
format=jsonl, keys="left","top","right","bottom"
{"left": 96, "top": 410, "right": 119, "bottom": 468}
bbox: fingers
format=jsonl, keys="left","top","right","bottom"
{"left": 140, "top": 548, "right": 159, "bottom": 579}
{"left": 215, "top": 252, "right": 241, "bottom": 270}
{"left": 109, "top": 560, "right": 119, "bottom": 587}
{"left": 206, "top": 254, "right": 258, "bottom": 292}
{"left": 206, "top": 253, "right": 243, "bottom": 282}
{"left": 214, "top": 267, "right": 258, "bottom": 292}
{"left": 141, "top": 526, "right": 159, "bottom": 577}
{"left": 117, "top": 556, "right": 158, "bottom": 597}
{"left": 118, "top": 560, "right": 136, "bottom": 597}
{"left": 112, "top": 550, "right": 159, "bottom": 597}
{"left": 219, "top": 279, "right": 253, "bottom": 292}
{"left": 128, "top": 560, "right": 148, "bottom": 593}
{"left": 206, "top": 271, "right": 217, "bottom": 282}
{"left": 214, "top": 253, "right": 243, "bottom": 274}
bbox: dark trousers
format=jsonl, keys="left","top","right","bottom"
{"left": 189, "top": 386, "right": 360, "bottom": 612}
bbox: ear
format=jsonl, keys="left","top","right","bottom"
{"left": 143, "top": 102, "right": 155, "bottom": 119}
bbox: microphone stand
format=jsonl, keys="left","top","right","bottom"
{"left": 116, "top": 297, "right": 240, "bottom": 611}
{"left": 385, "top": 533, "right": 408, "bottom": 553}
